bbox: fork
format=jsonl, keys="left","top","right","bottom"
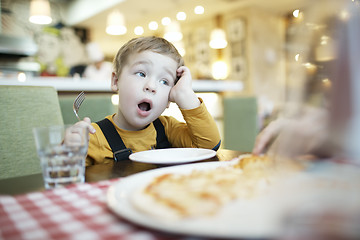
{"left": 73, "top": 91, "right": 86, "bottom": 121}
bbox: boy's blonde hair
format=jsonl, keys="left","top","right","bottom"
{"left": 113, "top": 36, "right": 184, "bottom": 77}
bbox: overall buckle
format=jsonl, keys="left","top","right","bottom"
{"left": 114, "top": 148, "right": 132, "bottom": 161}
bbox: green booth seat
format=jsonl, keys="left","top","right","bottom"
{"left": 0, "top": 85, "right": 64, "bottom": 180}
{"left": 58, "top": 93, "right": 117, "bottom": 125}
{"left": 223, "top": 96, "right": 258, "bottom": 152}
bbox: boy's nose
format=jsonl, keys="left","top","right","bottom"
{"left": 143, "top": 79, "right": 156, "bottom": 93}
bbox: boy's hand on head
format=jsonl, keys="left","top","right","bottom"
{"left": 169, "top": 66, "right": 200, "bottom": 109}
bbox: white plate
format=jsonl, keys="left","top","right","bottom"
{"left": 129, "top": 148, "right": 217, "bottom": 164}
{"left": 106, "top": 160, "right": 283, "bottom": 239}
{"left": 107, "top": 159, "right": 360, "bottom": 239}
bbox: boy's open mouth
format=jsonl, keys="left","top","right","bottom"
{"left": 138, "top": 102, "right": 151, "bottom": 111}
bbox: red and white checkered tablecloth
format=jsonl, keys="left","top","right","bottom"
{"left": 0, "top": 179, "right": 190, "bottom": 240}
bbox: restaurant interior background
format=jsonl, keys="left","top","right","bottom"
{"left": 0, "top": 0, "right": 343, "bottom": 151}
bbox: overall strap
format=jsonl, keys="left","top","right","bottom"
{"left": 153, "top": 118, "right": 172, "bottom": 149}
{"left": 96, "top": 119, "right": 132, "bottom": 161}
{"left": 96, "top": 118, "right": 171, "bottom": 161}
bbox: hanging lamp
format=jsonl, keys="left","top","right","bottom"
{"left": 29, "top": 0, "right": 52, "bottom": 25}
{"left": 209, "top": 15, "right": 227, "bottom": 49}
{"left": 164, "top": 21, "right": 183, "bottom": 42}
{"left": 106, "top": 10, "right": 127, "bottom": 35}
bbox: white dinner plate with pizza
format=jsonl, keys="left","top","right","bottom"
{"left": 129, "top": 148, "right": 217, "bottom": 164}
{"left": 107, "top": 156, "right": 360, "bottom": 239}
{"left": 106, "top": 159, "right": 284, "bottom": 239}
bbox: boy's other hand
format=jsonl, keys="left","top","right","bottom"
{"left": 64, "top": 117, "right": 95, "bottom": 147}
{"left": 169, "top": 66, "right": 200, "bottom": 109}
{"left": 75, "top": 117, "right": 96, "bottom": 134}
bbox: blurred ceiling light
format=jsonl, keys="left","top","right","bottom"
{"left": 106, "top": 10, "right": 127, "bottom": 35}
{"left": 295, "top": 53, "right": 300, "bottom": 62}
{"left": 194, "top": 6, "right": 204, "bottom": 15}
{"left": 134, "top": 26, "right": 144, "bottom": 35}
{"left": 322, "top": 78, "right": 332, "bottom": 88}
{"left": 303, "top": 62, "right": 317, "bottom": 74}
{"left": 176, "top": 12, "right": 186, "bottom": 21}
{"left": 340, "top": 10, "right": 350, "bottom": 21}
{"left": 164, "top": 21, "right": 183, "bottom": 42}
{"left": 322, "top": 78, "right": 330, "bottom": 83}
{"left": 212, "top": 60, "right": 228, "bottom": 80}
{"left": 209, "top": 29, "right": 227, "bottom": 49}
{"left": 29, "top": 0, "right": 52, "bottom": 25}
{"left": 293, "top": 9, "right": 300, "bottom": 18}
{"left": 148, "top": 21, "right": 158, "bottom": 30}
{"left": 305, "top": 22, "right": 324, "bottom": 30}
{"left": 316, "top": 35, "right": 336, "bottom": 62}
{"left": 303, "top": 62, "right": 315, "bottom": 68}
{"left": 161, "top": 17, "right": 171, "bottom": 26}
{"left": 320, "top": 35, "right": 329, "bottom": 45}
{"left": 209, "top": 15, "right": 227, "bottom": 49}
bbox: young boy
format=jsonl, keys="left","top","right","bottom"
{"left": 76, "top": 36, "right": 221, "bottom": 166}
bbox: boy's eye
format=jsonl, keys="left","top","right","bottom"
{"left": 159, "top": 79, "right": 169, "bottom": 86}
{"left": 136, "top": 72, "right": 146, "bottom": 78}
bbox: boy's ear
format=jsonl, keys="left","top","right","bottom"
{"left": 111, "top": 72, "right": 119, "bottom": 92}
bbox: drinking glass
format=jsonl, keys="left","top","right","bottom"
{"left": 33, "top": 125, "right": 88, "bottom": 189}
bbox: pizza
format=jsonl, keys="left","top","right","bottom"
{"left": 131, "top": 154, "right": 303, "bottom": 220}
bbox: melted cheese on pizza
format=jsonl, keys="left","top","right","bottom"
{"left": 132, "top": 155, "right": 302, "bottom": 219}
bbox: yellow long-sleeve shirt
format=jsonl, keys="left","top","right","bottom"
{"left": 86, "top": 99, "right": 221, "bottom": 166}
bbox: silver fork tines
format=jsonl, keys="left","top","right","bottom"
{"left": 73, "top": 91, "right": 86, "bottom": 121}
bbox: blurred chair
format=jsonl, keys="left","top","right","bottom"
{"left": 223, "top": 96, "right": 258, "bottom": 152}
{"left": 0, "top": 85, "right": 64, "bottom": 180}
{"left": 59, "top": 93, "right": 116, "bottom": 124}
